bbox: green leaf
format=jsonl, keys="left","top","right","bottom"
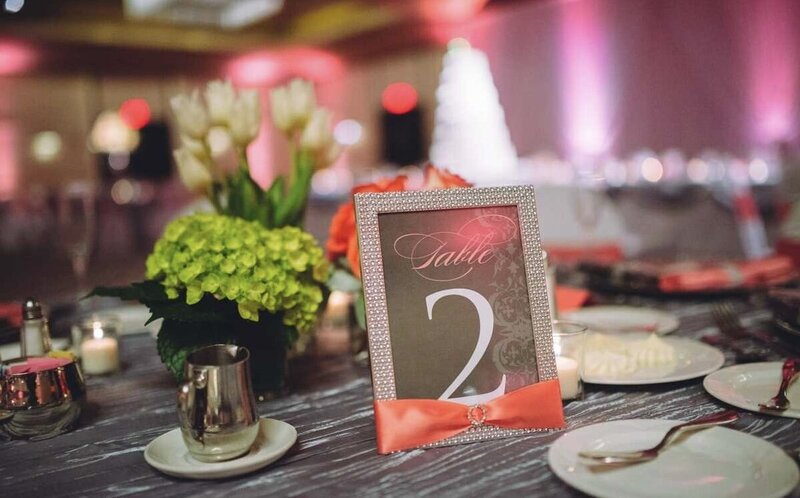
{"left": 354, "top": 289, "right": 367, "bottom": 332}
{"left": 156, "top": 318, "right": 238, "bottom": 381}
{"left": 328, "top": 268, "right": 362, "bottom": 293}
{"left": 239, "top": 171, "right": 261, "bottom": 221}
{"left": 145, "top": 292, "right": 239, "bottom": 323}
{"left": 273, "top": 150, "right": 313, "bottom": 228}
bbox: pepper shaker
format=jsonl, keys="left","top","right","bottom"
{"left": 20, "top": 298, "right": 52, "bottom": 357}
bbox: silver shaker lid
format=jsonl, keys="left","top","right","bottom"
{"left": 22, "top": 298, "right": 43, "bottom": 320}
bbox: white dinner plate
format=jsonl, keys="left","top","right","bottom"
{"left": 563, "top": 305, "right": 679, "bottom": 335}
{"left": 582, "top": 336, "right": 725, "bottom": 385}
{"left": 548, "top": 419, "right": 799, "bottom": 498}
{"left": 144, "top": 418, "right": 297, "bottom": 480}
{"left": 703, "top": 362, "right": 800, "bottom": 419}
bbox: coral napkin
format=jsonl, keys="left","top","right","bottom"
{"left": 556, "top": 286, "right": 591, "bottom": 313}
{"left": 544, "top": 243, "right": 624, "bottom": 265}
{"left": 659, "top": 255, "right": 795, "bottom": 292}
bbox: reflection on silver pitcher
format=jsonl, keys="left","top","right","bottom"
{"left": 177, "top": 344, "right": 259, "bottom": 462}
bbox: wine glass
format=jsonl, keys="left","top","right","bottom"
{"left": 57, "top": 182, "right": 96, "bottom": 296}
{"left": 572, "top": 171, "right": 606, "bottom": 241}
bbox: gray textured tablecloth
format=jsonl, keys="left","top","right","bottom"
{"left": 1, "top": 298, "right": 798, "bottom": 497}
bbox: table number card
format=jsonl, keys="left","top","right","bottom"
{"left": 355, "top": 186, "right": 565, "bottom": 454}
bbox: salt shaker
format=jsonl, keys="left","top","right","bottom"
{"left": 20, "top": 298, "right": 52, "bottom": 357}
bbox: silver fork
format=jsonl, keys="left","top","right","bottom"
{"left": 712, "top": 302, "right": 748, "bottom": 339}
{"left": 578, "top": 410, "right": 740, "bottom": 465}
{"left": 711, "top": 302, "right": 774, "bottom": 361}
{"left": 759, "top": 358, "right": 799, "bottom": 411}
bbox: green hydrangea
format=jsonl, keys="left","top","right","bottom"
{"left": 145, "top": 213, "right": 329, "bottom": 332}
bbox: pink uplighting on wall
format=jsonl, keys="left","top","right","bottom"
{"left": 742, "top": 0, "right": 799, "bottom": 143}
{"left": 558, "top": 0, "right": 612, "bottom": 158}
{"left": 415, "top": 0, "right": 489, "bottom": 23}
{"left": 0, "top": 121, "right": 19, "bottom": 201}
{"left": 0, "top": 41, "right": 36, "bottom": 75}
{"left": 246, "top": 89, "right": 273, "bottom": 189}
{"left": 227, "top": 48, "right": 343, "bottom": 86}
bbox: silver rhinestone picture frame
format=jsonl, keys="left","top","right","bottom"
{"left": 354, "top": 185, "right": 559, "bottom": 450}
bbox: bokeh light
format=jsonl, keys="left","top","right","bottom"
{"left": 0, "top": 41, "right": 36, "bottom": 75}
{"left": 89, "top": 111, "right": 140, "bottom": 153}
{"left": 686, "top": 158, "right": 710, "bottom": 184}
{"left": 641, "top": 157, "right": 664, "bottom": 183}
{"left": 119, "top": 98, "right": 151, "bottom": 130}
{"left": 111, "top": 179, "right": 136, "bottom": 205}
{"left": 108, "top": 152, "right": 130, "bottom": 171}
{"left": 30, "top": 131, "right": 62, "bottom": 164}
{"left": 333, "top": 119, "right": 363, "bottom": 146}
{"left": 748, "top": 158, "right": 770, "bottom": 184}
{"left": 382, "top": 82, "right": 418, "bottom": 115}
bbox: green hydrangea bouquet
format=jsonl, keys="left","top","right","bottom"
{"left": 93, "top": 79, "right": 336, "bottom": 395}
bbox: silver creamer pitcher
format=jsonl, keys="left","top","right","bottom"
{"left": 177, "top": 344, "right": 259, "bottom": 462}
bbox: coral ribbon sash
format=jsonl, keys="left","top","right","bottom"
{"left": 373, "top": 379, "right": 565, "bottom": 454}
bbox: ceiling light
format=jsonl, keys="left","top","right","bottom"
{"left": 124, "top": 0, "right": 284, "bottom": 30}
{"left": 4, "top": 0, "right": 24, "bottom": 14}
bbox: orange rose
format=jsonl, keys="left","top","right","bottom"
{"left": 422, "top": 163, "right": 471, "bottom": 189}
{"left": 326, "top": 202, "right": 355, "bottom": 261}
{"left": 326, "top": 176, "right": 409, "bottom": 276}
{"left": 346, "top": 232, "right": 361, "bottom": 278}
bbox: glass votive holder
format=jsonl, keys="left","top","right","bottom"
{"left": 543, "top": 250, "right": 558, "bottom": 319}
{"left": 552, "top": 320, "right": 587, "bottom": 401}
{"left": 78, "top": 315, "right": 121, "bottom": 375}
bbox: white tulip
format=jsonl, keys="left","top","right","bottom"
{"left": 300, "top": 108, "right": 333, "bottom": 151}
{"left": 269, "top": 86, "right": 292, "bottom": 133}
{"left": 205, "top": 80, "right": 236, "bottom": 126}
{"left": 229, "top": 89, "right": 261, "bottom": 147}
{"left": 180, "top": 133, "right": 207, "bottom": 160}
{"left": 287, "top": 78, "right": 315, "bottom": 129}
{"left": 269, "top": 78, "right": 316, "bottom": 134}
{"left": 170, "top": 90, "right": 209, "bottom": 140}
{"left": 318, "top": 141, "right": 342, "bottom": 169}
{"left": 173, "top": 147, "right": 213, "bottom": 193}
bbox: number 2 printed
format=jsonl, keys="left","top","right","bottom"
{"left": 426, "top": 288, "right": 507, "bottom": 406}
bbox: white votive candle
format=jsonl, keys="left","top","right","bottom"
{"left": 556, "top": 356, "right": 581, "bottom": 400}
{"left": 325, "top": 290, "right": 351, "bottom": 325}
{"left": 81, "top": 337, "right": 119, "bottom": 375}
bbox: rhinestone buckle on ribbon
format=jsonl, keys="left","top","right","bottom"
{"left": 467, "top": 404, "right": 487, "bottom": 427}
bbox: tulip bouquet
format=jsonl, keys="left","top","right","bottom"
{"left": 171, "top": 78, "right": 340, "bottom": 228}
{"left": 93, "top": 79, "right": 338, "bottom": 395}
{"left": 326, "top": 165, "right": 471, "bottom": 331}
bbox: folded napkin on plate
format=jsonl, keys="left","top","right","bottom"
{"left": 776, "top": 238, "right": 800, "bottom": 269}
{"left": 659, "top": 256, "right": 795, "bottom": 292}
{"left": 556, "top": 286, "right": 591, "bottom": 313}
{"left": 580, "top": 255, "right": 796, "bottom": 293}
{"left": 0, "top": 301, "right": 21, "bottom": 328}
{"left": 544, "top": 243, "right": 624, "bottom": 265}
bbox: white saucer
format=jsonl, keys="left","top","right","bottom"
{"left": 704, "top": 362, "right": 800, "bottom": 419}
{"left": 548, "top": 419, "right": 799, "bottom": 498}
{"left": 563, "top": 305, "right": 679, "bottom": 335}
{"left": 582, "top": 336, "right": 725, "bottom": 385}
{"left": 144, "top": 418, "right": 297, "bottom": 480}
